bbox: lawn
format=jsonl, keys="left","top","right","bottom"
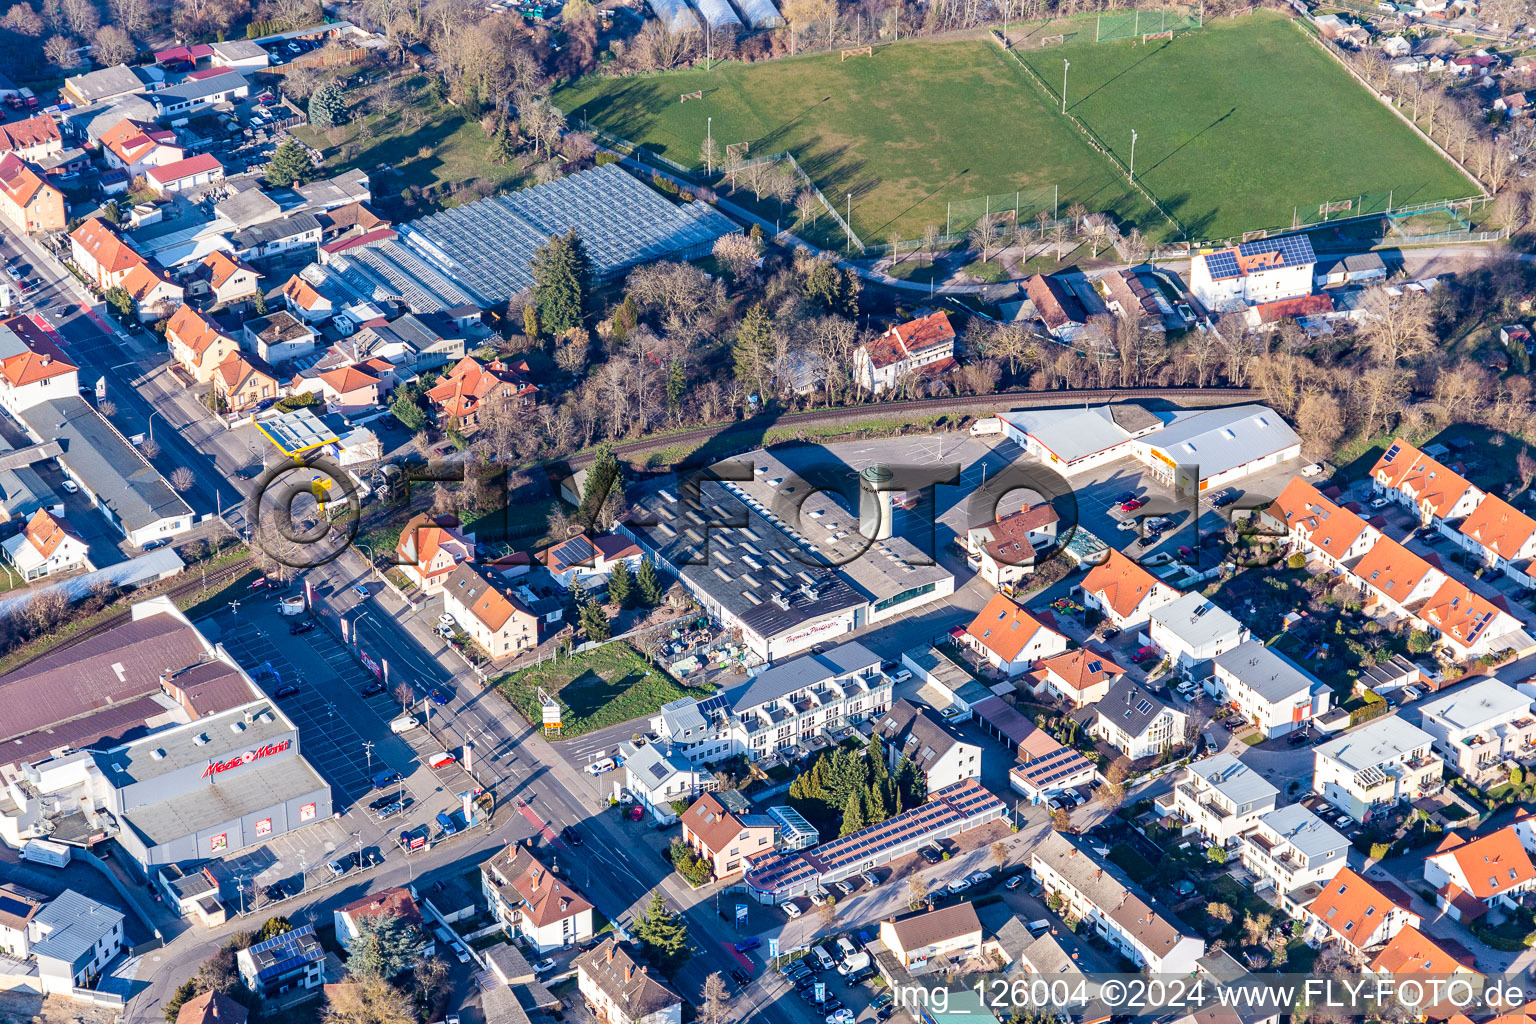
{"left": 557, "top": 12, "right": 1474, "bottom": 243}
{"left": 1014, "top": 12, "right": 1476, "bottom": 239}
{"left": 554, "top": 38, "right": 1153, "bottom": 244}
{"left": 292, "top": 76, "right": 531, "bottom": 216}
{"left": 495, "top": 641, "right": 710, "bottom": 738}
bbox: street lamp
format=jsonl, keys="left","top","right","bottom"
{"left": 147, "top": 408, "right": 165, "bottom": 444}
{"left": 1129, "top": 128, "right": 1138, "bottom": 182}
{"left": 706, "top": 116, "right": 713, "bottom": 174}
{"left": 362, "top": 740, "right": 374, "bottom": 779}
{"left": 1062, "top": 60, "right": 1070, "bottom": 114}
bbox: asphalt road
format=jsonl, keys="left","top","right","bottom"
{"left": 0, "top": 229, "right": 243, "bottom": 541}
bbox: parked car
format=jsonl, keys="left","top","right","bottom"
{"left": 453, "top": 944, "right": 470, "bottom": 964}
{"left": 288, "top": 619, "right": 315, "bottom": 635}
{"left": 629, "top": 804, "right": 644, "bottom": 821}
{"left": 352, "top": 584, "right": 369, "bottom": 598}
{"left": 61, "top": 480, "right": 78, "bottom": 494}
{"left": 274, "top": 684, "right": 300, "bottom": 699}
{"left": 920, "top": 844, "right": 943, "bottom": 864}
{"left": 1116, "top": 520, "right": 1140, "bottom": 531}
{"left": 946, "top": 878, "right": 971, "bottom": 894}
{"left": 533, "top": 958, "right": 556, "bottom": 974}
{"left": 809, "top": 891, "right": 826, "bottom": 907}
{"left": 1101, "top": 627, "right": 1121, "bottom": 640}
{"left": 968, "top": 871, "right": 993, "bottom": 886}
{"left": 1119, "top": 498, "right": 1144, "bottom": 512}
{"left": 735, "top": 938, "right": 761, "bottom": 953}
{"left": 327, "top": 859, "right": 348, "bottom": 877}
{"left": 1005, "top": 875, "right": 1024, "bottom": 890}
{"left": 586, "top": 757, "right": 616, "bottom": 775}
{"left": 361, "top": 681, "right": 387, "bottom": 697}
{"left": 783, "top": 902, "right": 802, "bottom": 919}
{"left": 834, "top": 880, "right": 853, "bottom": 897}
{"left": 1114, "top": 490, "right": 1137, "bottom": 504}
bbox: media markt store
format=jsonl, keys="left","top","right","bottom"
{"left": 99, "top": 702, "right": 333, "bottom": 871}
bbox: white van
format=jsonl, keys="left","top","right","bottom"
{"left": 813, "top": 946, "right": 836, "bottom": 972}
{"left": 970, "top": 417, "right": 1003, "bottom": 436}
{"left": 390, "top": 714, "right": 419, "bottom": 734}
{"left": 835, "top": 937, "right": 857, "bottom": 960}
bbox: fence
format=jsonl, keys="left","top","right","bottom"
{"left": 1094, "top": 4, "right": 1203, "bottom": 42}
{"left": 1172, "top": 193, "right": 1496, "bottom": 254}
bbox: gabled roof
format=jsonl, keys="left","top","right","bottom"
{"left": 120, "top": 263, "right": 179, "bottom": 304}
{"left": 174, "top": 990, "right": 249, "bottom": 1024}
{"left": 1368, "top": 924, "right": 1478, "bottom": 976}
{"left": 887, "top": 903, "right": 982, "bottom": 952}
{"left": 395, "top": 512, "right": 467, "bottom": 567}
{"left": 871, "top": 698, "right": 972, "bottom": 773}
{"left": 1432, "top": 825, "right": 1536, "bottom": 900}
{"left": 1024, "top": 273, "right": 1088, "bottom": 330}
{"left": 444, "top": 561, "right": 531, "bottom": 632}
{"left": 1199, "top": 234, "right": 1315, "bottom": 281}
{"left": 147, "top": 152, "right": 223, "bottom": 185}
{"left": 1459, "top": 495, "right": 1536, "bottom": 559}
{"left": 573, "top": 940, "right": 682, "bottom": 1020}
{"left": 858, "top": 310, "right": 955, "bottom": 369}
{"left": 99, "top": 117, "right": 177, "bottom": 167}
{"left": 0, "top": 114, "right": 61, "bottom": 154}
{"left": 0, "top": 153, "right": 51, "bottom": 210}
{"left": 1416, "top": 578, "right": 1502, "bottom": 650}
{"left": 973, "top": 503, "right": 1058, "bottom": 566}
{"left": 965, "top": 592, "right": 1061, "bottom": 662}
{"left": 1038, "top": 647, "right": 1125, "bottom": 694}
{"left": 1310, "top": 867, "right": 1415, "bottom": 948}
{"left": 21, "top": 507, "right": 80, "bottom": 559}
{"left": 1269, "top": 477, "right": 1372, "bottom": 556}
{"left": 425, "top": 355, "right": 537, "bottom": 418}
{"left": 1081, "top": 549, "right": 1166, "bottom": 619}
{"left": 337, "top": 885, "right": 424, "bottom": 930}
{"left": 280, "top": 274, "right": 328, "bottom": 310}
{"left": 0, "top": 321, "right": 75, "bottom": 388}
{"left": 485, "top": 843, "right": 593, "bottom": 928}
{"left": 1352, "top": 536, "right": 1436, "bottom": 602}
{"left": 70, "top": 217, "right": 146, "bottom": 274}
{"left": 318, "top": 365, "right": 381, "bottom": 395}
{"left": 1371, "top": 439, "right": 1479, "bottom": 517}
{"left": 1096, "top": 677, "right": 1179, "bottom": 739}
{"left": 214, "top": 354, "right": 276, "bottom": 392}
{"left": 683, "top": 791, "right": 765, "bottom": 854}
{"left": 167, "top": 303, "right": 235, "bottom": 358}
{"left": 202, "top": 250, "right": 259, "bottom": 290}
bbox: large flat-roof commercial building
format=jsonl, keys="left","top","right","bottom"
{"left": 619, "top": 453, "right": 953, "bottom": 664}
{"left": 0, "top": 597, "right": 331, "bottom": 871}
{"left": 18, "top": 396, "right": 192, "bottom": 547}
{"left": 999, "top": 402, "right": 1301, "bottom": 491}
{"left": 401, "top": 164, "right": 734, "bottom": 306}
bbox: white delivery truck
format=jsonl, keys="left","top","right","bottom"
{"left": 970, "top": 417, "right": 1003, "bottom": 436}
{"left": 21, "top": 839, "right": 71, "bottom": 867}
{"left": 390, "top": 714, "right": 419, "bottom": 734}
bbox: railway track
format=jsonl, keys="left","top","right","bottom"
{"left": 572, "top": 386, "right": 1262, "bottom": 470}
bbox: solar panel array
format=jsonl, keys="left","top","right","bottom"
{"left": 693, "top": 0, "right": 742, "bottom": 28}
{"left": 403, "top": 164, "right": 729, "bottom": 306}
{"left": 551, "top": 536, "right": 594, "bottom": 572}
{"left": 732, "top": 0, "right": 781, "bottom": 27}
{"left": 1237, "top": 233, "right": 1315, "bottom": 267}
{"left": 249, "top": 924, "right": 323, "bottom": 981}
{"left": 1015, "top": 746, "right": 1091, "bottom": 790}
{"left": 1202, "top": 250, "right": 1240, "bottom": 280}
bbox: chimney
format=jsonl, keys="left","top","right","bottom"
{"left": 624, "top": 965, "right": 633, "bottom": 983}
{"left": 39, "top": 353, "right": 50, "bottom": 366}
{"left": 212, "top": 1002, "right": 219, "bottom": 1019}
{"left": 607, "top": 943, "right": 616, "bottom": 963}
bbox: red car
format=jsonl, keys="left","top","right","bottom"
{"left": 1119, "top": 498, "right": 1145, "bottom": 512}
{"left": 629, "top": 804, "right": 645, "bottom": 821}
{"left": 1132, "top": 646, "right": 1158, "bottom": 664}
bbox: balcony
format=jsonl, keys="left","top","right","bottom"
{"left": 1178, "top": 785, "right": 1232, "bottom": 820}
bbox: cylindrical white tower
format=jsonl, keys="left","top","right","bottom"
{"left": 859, "top": 464, "right": 894, "bottom": 541}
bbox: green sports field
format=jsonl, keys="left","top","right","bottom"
{"left": 555, "top": 11, "right": 1477, "bottom": 243}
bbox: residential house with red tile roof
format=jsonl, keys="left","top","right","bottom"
{"left": 0, "top": 114, "right": 63, "bottom": 162}
{"left": 333, "top": 886, "right": 433, "bottom": 957}
{"left": 1306, "top": 867, "right": 1421, "bottom": 958}
{"left": 1, "top": 508, "right": 90, "bottom": 580}
{"left": 173, "top": 991, "right": 249, "bottom": 1024}
{"left": 147, "top": 153, "right": 224, "bottom": 196}
{"left": 1367, "top": 924, "right": 1479, "bottom": 983}
{"left": 481, "top": 840, "right": 594, "bottom": 952}
{"left": 1078, "top": 549, "right": 1181, "bottom": 630}
{"left": 98, "top": 118, "right": 185, "bottom": 178}
{"left": 1266, "top": 477, "right": 1379, "bottom": 571}
{"left": 314, "top": 365, "right": 382, "bottom": 417}
{"left": 1245, "top": 292, "right": 1334, "bottom": 328}
{"left": 538, "top": 532, "right": 643, "bottom": 591}
{"left": 962, "top": 592, "right": 1068, "bottom": 677}
{"left": 963, "top": 503, "right": 1059, "bottom": 591}
{"left": 851, "top": 310, "right": 957, "bottom": 394}
{"left": 69, "top": 217, "right": 147, "bottom": 289}
{"left": 1349, "top": 537, "right": 1442, "bottom": 617}
{"left": 212, "top": 354, "right": 279, "bottom": 415}
{"left": 394, "top": 512, "right": 472, "bottom": 595}
{"left": 0, "top": 315, "right": 77, "bottom": 414}
{"left": 679, "top": 791, "right": 777, "bottom": 880}
{"left": 278, "top": 274, "right": 335, "bottom": 323}
{"left": 425, "top": 355, "right": 538, "bottom": 432}
{"left": 195, "top": 251, "right": 261, "bottom": 307}
{"left": 1458, "top": 494, "right": 1536, "bottom": 585}
{"left": 442, "top": 561, "right": 539, "bottom": 660}
{"left": 119, "top": 263, "right": 184, "bottom": 322}
{"left": 1024, "top": 273, "right": 1090, "bottom": 340}
{"left": 1425, "top": 825, "right": 1536, "bottom": 921}
{"left": 166, "top": 303, "right": 238, "bottom": 384}
{"left": 1414, "top": 578, "right": 1516, "bottom": 660}
{"left": 1033, "top": 647, "right": 1125, "bottom": 708}
{"left": 1371, "top": 439, "right": 1484, "bottom": 523}
{"left": 0, "top": 154, "right": 64, "bottom": 235}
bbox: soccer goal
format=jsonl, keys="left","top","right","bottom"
{"left": 680, "top": 90, "right": 703, "bottom": 103}
{"left": 1140, "top": 29, "right": 1173, "bottom": 43}
{"left": 841, "top": 45, "right": 872, "bottom": 60}
{"left": 1038, "top": 33, "right": 1065, "bottom": 46}
{"left": 726, "top": 141, "right": 750, "bottom": 160}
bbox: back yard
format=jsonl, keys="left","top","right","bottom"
{"left": 496, "top": 641, "right": 709, "bottom": 737}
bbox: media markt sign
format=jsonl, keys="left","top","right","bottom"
{"left": 202, "top": 739, "right": 292, "bottom": 779}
